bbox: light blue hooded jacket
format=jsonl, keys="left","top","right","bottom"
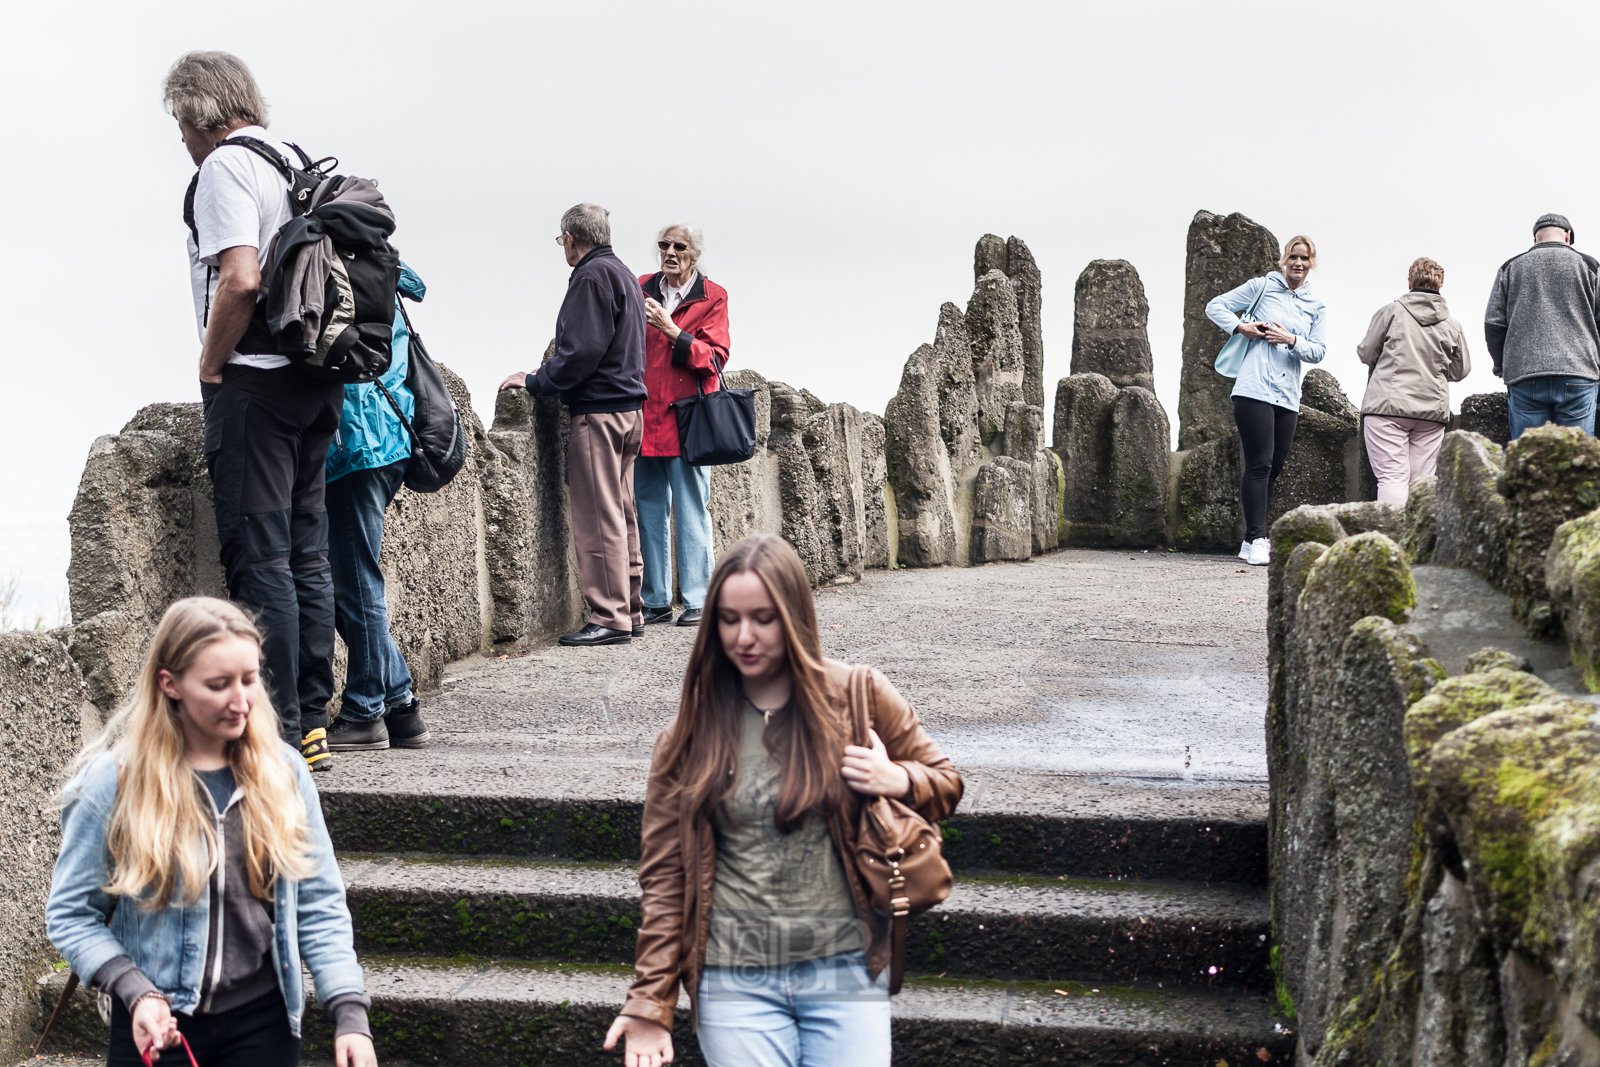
{"left": 45, "top": 746, "right": 363, "bottom": 1038}
{"left": 326, "top": 263, "right": 425, "bottom": 483}
{"left": 1206, "top": 271, "right": 1328, "bottom": 411}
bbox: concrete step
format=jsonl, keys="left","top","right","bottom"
{"left": 35, "top": 961, "right": 1296, "bottom": 1067}
{"left": 340, "top": 855, "right": 1270, "bottom": 990}
{"left": 318, "top": 765, "right": 1267, "bottom": 884}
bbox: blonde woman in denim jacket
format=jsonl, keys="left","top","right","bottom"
{"left": 47, "top": 598, "right": 374, "bottom": 1067}
{"left": 1206, "top": 236, "right": 1328, "bottom": 566}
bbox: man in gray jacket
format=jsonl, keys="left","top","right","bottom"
{"left": 1485, "top": 213, "right": 1600, "bottom": 438}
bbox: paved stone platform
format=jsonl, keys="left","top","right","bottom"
{"left": 320, "top": 549, "right": 1271, "bottom": 820}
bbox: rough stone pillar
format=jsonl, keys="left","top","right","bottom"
{"left": 1071, "top": 259, "right": 1154, "bottom": 391}
{"left": 973, "top": 235, "right": 1045, "bottom": 410}
{"left": 964, "top": 270, "right": 1026, "bottom": 448}
{"left": 1178, "top": 211, "right": 1280, "bottom": 450}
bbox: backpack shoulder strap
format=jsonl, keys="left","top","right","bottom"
{"left": 212, "top": 136, "right": 322, "bottom": 217}
{"left": 214, "top": 136, "right": 294, "bottom": 180}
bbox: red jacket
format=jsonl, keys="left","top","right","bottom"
{"left": 639, "top": 272, "right": 730, "bottom": 457}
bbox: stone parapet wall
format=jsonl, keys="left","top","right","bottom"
{"left": 63, "top": 363, "right": 889, "bottom": 714}
{"left": 0, "top": 634, "right": 90, "bottom": 1062}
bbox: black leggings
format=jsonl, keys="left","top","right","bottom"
{"left": 1233, "top": 395, "right": 1299, "bottom": 542}
{"left": 107, "top": 988, "right": 299, "bottom": 1067}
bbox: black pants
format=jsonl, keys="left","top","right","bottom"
{"left": 204, "top": 365, "right": 344, "bottom": 742}
{"left": 107, "top": 988, "right": 299, "bottom": 1067}
{"left": 1233, "top": 395, "right": 1299, "bottom": 542}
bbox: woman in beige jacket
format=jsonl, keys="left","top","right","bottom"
{"left": 1356, "top": 257, "right": 1472, "bottom": 503}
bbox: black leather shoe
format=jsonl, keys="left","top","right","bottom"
{"left": 632, "top": 624, "right": 644, "bottom": 637}
{"left": 559, "top": 623, "right": 633, "bottom": 647}
{"left": 675, "top": 608, "right": 703, "bottom": 627}
{"left": 327, "top": 716, "right": 391, "bottom": 751}
{"left": 642, "top": 605, "right": 675, "bottom": 625}
{"left": 384, "top": 697, "right": 431, "bottom": 748}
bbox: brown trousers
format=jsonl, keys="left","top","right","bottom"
{"left": 567, "top": 410, "right": 644, "bottom": 631}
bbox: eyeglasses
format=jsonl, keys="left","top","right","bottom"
{"left": 554, "top": 233, "right": 568, "bottom": 245}
{"left": 658, "top": 241, "right": 690, "bottom": 252}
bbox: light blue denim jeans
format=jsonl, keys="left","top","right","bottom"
{"left": 326, "top": 461, "right": 414, "bottom": 721}
{"left": 635, "top": 455, "right": 715, "bottom": 610}
{"left": 1508, "top": 375, "right": 1599, "bottom": 438}
{"left": 695, "top": 950, "right": 890, "bottom": 1067}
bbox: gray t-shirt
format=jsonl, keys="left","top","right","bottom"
{"left": 704, "top": 700, "right": 864, "bottom": 968}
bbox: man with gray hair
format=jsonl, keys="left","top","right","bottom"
{"left": 163, "top": 50, "right": 345, "bottom": 772}
{"left": 500, "top": 204, "right": 648, "bottom": 646}
{"left": 1486, "top": 213, "right": 1600, "bottom": 438}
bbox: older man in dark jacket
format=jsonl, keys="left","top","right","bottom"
{"left": 501, "top": 203, "right": 648, "bottom": 646}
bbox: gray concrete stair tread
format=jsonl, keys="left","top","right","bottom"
{"left": 353, "top": 958, "right": 1281, "bottom": 1035}
{"left": 339, "top": 855, "right": 1268, "bottom": 924}
{"left": 316, "top": 757, "right": 1267, "bottom": 824}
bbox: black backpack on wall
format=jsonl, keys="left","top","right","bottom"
{"left": 376, "top": 299, "right": 467, "bottom": 493}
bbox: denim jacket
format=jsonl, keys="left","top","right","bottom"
{"left": 1206, "top": 271, "right": 1328, "bottom": 411}
{"left": 46, "top": 745, "right": 363, "bottom": 1038}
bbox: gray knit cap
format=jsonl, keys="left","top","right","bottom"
{"left": 1535, "top": 213, "right": 1575, "bottom": 243}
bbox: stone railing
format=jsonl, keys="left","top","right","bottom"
{"left": 0, "top": 634, "right": 90, "bottom": 1062}
{"left": 1267, "top": 424, "right": 1600, "bottom": 1065}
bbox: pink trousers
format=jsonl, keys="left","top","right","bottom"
{"left": 1364, "top": 414, "right": 1447, "bottom": 504}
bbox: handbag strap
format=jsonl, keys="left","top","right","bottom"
{"left": 1242, "top": 276, "right": 1270, "bottom": 323}
{"left": 845, "top": 664, "right": 909, "bottom": 994}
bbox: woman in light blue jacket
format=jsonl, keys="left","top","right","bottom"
{"left": 47, "top": 597, "right": 374, "bottom": 1067}
{"left": 1205, "top": 236, "right": 1328, "bottom": 566}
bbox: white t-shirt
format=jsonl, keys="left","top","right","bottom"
{"left": 187, "top": 126, "right": 293, "bottom": 370}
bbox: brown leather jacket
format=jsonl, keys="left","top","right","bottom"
{"left": 619, "top": 660, "right": 963, "bottom": 1028}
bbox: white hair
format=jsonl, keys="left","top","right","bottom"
{"left": 657, "top": 222, "right": 705, "bottom": 269}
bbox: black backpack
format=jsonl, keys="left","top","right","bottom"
{"left": 375, "top": 299, "right": 467, "bottom": 493}
{"left": 183, "top": 137, "right": 399, "bottom": 383}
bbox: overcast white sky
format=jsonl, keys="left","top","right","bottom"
{"left": 2, "top": 0, "right": 1594, "bottom": 624}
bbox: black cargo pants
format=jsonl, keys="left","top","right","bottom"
{"left": 203, "top": 365, "right": 344, "bottom": 744}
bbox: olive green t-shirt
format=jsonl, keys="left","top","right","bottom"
{"left": 704, "top": 700, "right": 865, "bottom": 968}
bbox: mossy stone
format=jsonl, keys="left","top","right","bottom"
{"left": 1500, "top": 425, "right": 1600, "bottom": 627}
{"left": 1401, "top": 474, "right": 1439, "bottom": 564}
{"left": 1405, "top": 669, "right": 1560, "bottom": 778}
{"left": 1546, "top": 509, "right": 1600, "bottom": 692}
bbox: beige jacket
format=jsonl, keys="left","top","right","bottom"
{"left": 1356, "top": 290, "right": 1471, "bottom": 423}
{"left": 620, "top": 660, "right": 963, "bottom": 1029}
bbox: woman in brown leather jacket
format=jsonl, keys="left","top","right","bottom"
{"left": 602, "top": 535, "right": 962, "bottom": 1067}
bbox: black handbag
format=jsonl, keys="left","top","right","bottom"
{"left": 670, "top": 357, "right": 757, "bottom": 466}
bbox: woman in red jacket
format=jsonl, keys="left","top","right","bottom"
{"left": 638, "top": 224, "right": 731, "bottom": 629}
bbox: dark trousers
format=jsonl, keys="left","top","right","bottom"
{"left": 326, "top": 461, "right": 414, "bottom": 722}
{"left": 1233, "top": 395, "right": 1299, "bottom": 542}
{"left": 204, "top": 365, "right": 344, "bottom": 742}
{"left": 107, "top": 988, "right": 299, "bottom": 1067}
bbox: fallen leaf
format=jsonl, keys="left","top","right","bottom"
{"left": 1053, "top": 989, "right": 1068, "bottom": 996}
{"left": 1256, "top": 1049, "right": 1272, "bottom": 1063}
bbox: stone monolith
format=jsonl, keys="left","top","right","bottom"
{"left": 1071, "top": 259, "right": 1153, "bottom": 391}
{"left": 1178, "top": 210, "right": 1281, "bottom": 450}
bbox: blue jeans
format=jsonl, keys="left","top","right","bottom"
{"left": 635, "top": 455, "right": 715, "bottom": 610}
{"left": 1508, "top": 375, "right": 1599, "bottom": 438}
{"left": 325, "top": 462, "right": 413, "bottom": 722}
{"left": 695, "top": 951, "right": 890, "bottom": 1067}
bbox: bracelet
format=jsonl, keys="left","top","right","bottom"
{"left": 131, "top": 990, "right": 169, "bottom": 1012}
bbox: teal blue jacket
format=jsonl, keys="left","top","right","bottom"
{"left": 327, "top": 264, "right": 424, "bottom": 482}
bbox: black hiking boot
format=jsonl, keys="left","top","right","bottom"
{"left": 384, "top": 697, "right": 432, "bottom": 749}
{"left": 327, "top": 716, "right": 390, "bottom": 751}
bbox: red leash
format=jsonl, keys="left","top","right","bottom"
{"left": 142, "top": 1032, "right": 200, "bottom": 1067}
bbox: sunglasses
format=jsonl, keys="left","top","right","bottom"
{"left": 658, "top": 241, "right": 690, "bottom": 252}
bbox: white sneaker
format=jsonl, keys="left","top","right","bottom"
{"left": 1246, "top": 537, "right": 1271, "bottom": 566}
{"left": 1238, "top": 541, "right": 1252, "bottom": 562}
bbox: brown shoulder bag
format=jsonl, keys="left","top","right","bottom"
{"left": 845, "top": 664, "right": 952, "bottom": 994}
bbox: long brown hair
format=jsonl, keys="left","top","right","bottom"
{"left": 656, "top": 535, "right": 846, "bottom": 832}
